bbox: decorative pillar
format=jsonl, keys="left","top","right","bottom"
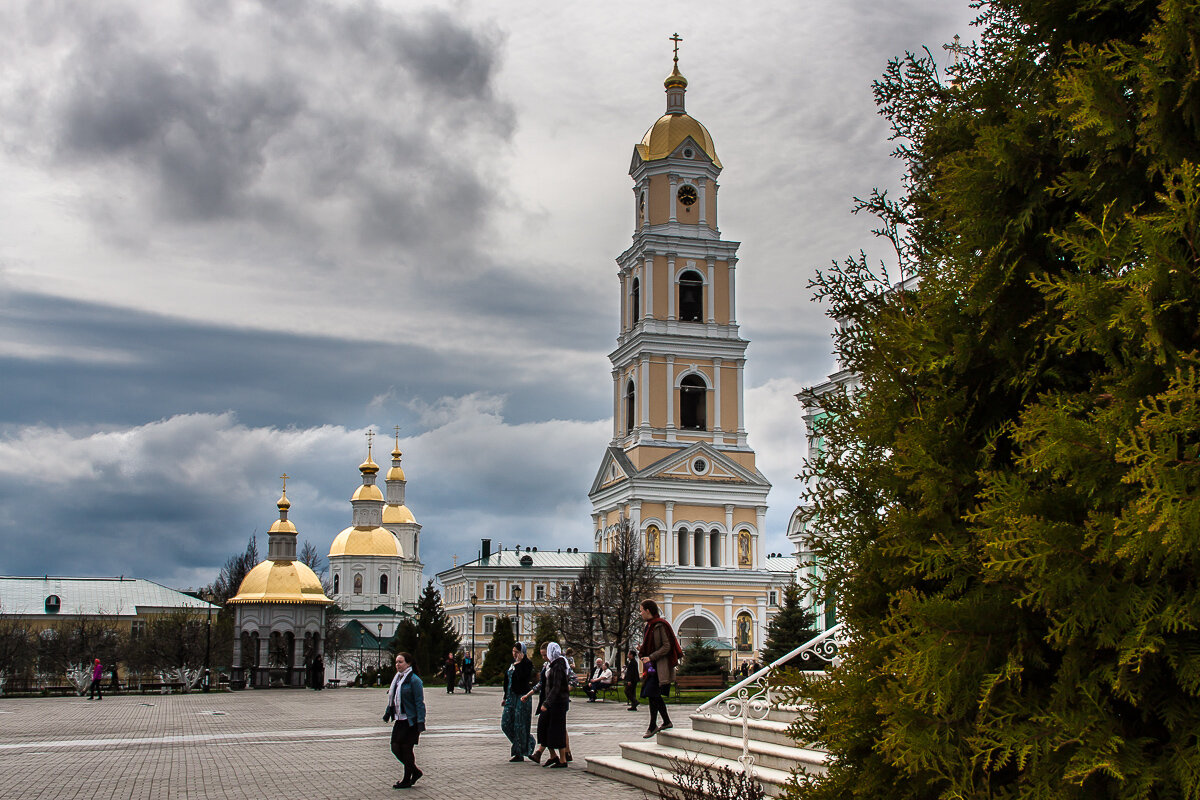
{"left": 668, "top": 175, "right": 678, "bottom": 223}
{"left": 612, "top": 368, "right": 621, "bottom": 439}
{"left": 736, "top": 359, "right": 747, "bottom": 437}
{"left": 725, "top": 505, "right": 735, "bottom": 566}
{"left": 644, "top": 256, "right": 654, "bottom": 321}
{"left": 697, "top": 177, "right": 708, "bottom": 226}
{"left": 713, "top": 357, "right": 723, "bottom": 437}
{"left": 664, "top": 501, "right": 675, "bottom": 566}
{"left": 727, "top": 257, "right": 737, "bottom": 326}
{"left": 667, "top": 256, "right": 677, "bottom": 320}
{"left": 756, "top": 596, "right": 768, "bottom": 654}
{"left": 666, "top": 355, "right": 676, "bottom": 441}
{"left": 723, "top": 595, "right": 734, "bottom": 641}
{"left": 706, "top": 258, "right": 716, "bottom": 324}
{"left": 640, "top": 356, "right": 650, "bottom": 438}
{"left": 755, "top": 507, "right": 768, "bottom": 568}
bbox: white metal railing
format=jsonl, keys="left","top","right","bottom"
{"left": 697, "top": 623, "right": 847, "bottom": 774}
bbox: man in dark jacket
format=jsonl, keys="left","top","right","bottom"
{"left": 623, "top": 652, "right": 640, "bottom": 711}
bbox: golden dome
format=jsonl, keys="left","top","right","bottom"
{"left": 268, "top": 518, "right": 297, "bottom": 535}
{"left": 328, "top": 525, "right": 402, "bottom": 557}
{"left": 391, "top": 444, "right": 402, "bottom": 459}
{"left": 227, "top": 560, "right": 331, "bottom": 605}
{"left": 636, "top": 113, "right": 721, "bottom": 168}
{"left": 386, "top": 466, "right": 406, "bottom": 481}
{"left": 276, "top": 490, "right": 291, "bottom": 511}
{"left": 664, "top": 64, "right": 688, "bottom": 89}
{"left": 359, "top": 457, "right": 379, "bottom": 475}
{"left": 351, "top": 483, "right": 384, "bottom": 502}
{"left": 383, "top": 504, "right": 417, "bottom": 525}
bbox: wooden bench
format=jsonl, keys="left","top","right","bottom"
{"left": 325, "top": 679, "right": 342, "bottom": 688}
{"left": 673, "top": 675, "right": 726, "bottom": 695}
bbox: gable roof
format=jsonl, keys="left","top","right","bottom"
{"left": 0, "top": 576, "right": 219, "bottom": 617}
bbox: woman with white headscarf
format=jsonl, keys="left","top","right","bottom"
{"left": 523, "top": 641, "right": 570, "bottom": 767}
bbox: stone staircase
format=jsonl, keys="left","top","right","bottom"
{"left": 586, "top": 704, "right": 828, "bottom": 798}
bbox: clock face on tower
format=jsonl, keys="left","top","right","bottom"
{"left": 677, "top": 184, "right": 698, "bottom": 207}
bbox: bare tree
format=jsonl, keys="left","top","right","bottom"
{"left": 0, "top": 617, "right": 34, "bottom": 694}
{"left": 545, "top": 519, "right": 660, "bottom": 665}
{"left": 597, "top": 518, "right": 660, "bottom": 662}
{"left": 205, "top": 533, "right": 260, "bottom": 604}
{"left": 127, "top": 611, "right": 208, "bottom": 690}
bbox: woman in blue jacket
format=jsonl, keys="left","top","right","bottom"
{"left": 384, "top": 652, "right": 427, "bottom": 789}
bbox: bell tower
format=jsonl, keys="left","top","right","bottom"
{"left": 590, "top": 39, "right": 770, "bottom": 574}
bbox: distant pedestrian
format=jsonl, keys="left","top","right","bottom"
{"left": 623, "top": 652, "right": 640, "bottom": 711}
{"left": 501, "top": 643, "right": 535, "bottom": 761}
{"left": 110, "top": 665, "right": 120, "bottom": 692}
{"left": 536, "top": 642, "right": 571, "bottom": 768}
{"left": 462, "top": 653, "right": 475, "bottom": 694}
{"left": 441, "top": 652, "right": 457, "bottom": 694}
{"left": 383, "top": 652, "right": 426, "bottom": 789}
{"left": 638, "top": 599, "right": 682, "bottom": 738}
{"left": 88, "top": 658, "right": 103, "bottom": 700}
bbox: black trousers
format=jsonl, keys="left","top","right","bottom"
{"left": 88, "top": 679, "right": 102, "bottom": 699}
{"left": 624, "top": 682, "right": 638, "bottom": 708}
{"left": 390, "top": 721, "right": 420, "bottom": 774}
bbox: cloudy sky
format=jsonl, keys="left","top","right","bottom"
{"left": 0, "top": 0, "right": 976, "bottom": 590}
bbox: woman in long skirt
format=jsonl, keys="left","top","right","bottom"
{"left": 501, "top": 643, "right": 536, "bottom": 761}
{"left": 536, "top": 642, "right": 571, "bottom": 768}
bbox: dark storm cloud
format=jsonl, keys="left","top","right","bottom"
{"left": 5, "top": 0, "right": 513, "bottom": 253}
{"left": 0, "top": 289, "right": 611, "bottom": 431}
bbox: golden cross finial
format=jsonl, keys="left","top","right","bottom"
{"left": 670, "top": 32, "right": 682, "bottom": 66}
{"left": 280, "top": 473, "right": 289, "bottom": 492}
{"left": 394, "top": 425, "right": 401, "bottom": 447}
{"left": 365, "top": 429, "right": 374, "bottom": 458}
{"left": 943, "top": 34, "right": 967, "bottom": 66}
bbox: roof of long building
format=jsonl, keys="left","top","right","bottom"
{"left": 0, "top": 576, "right": 219, "bottom": 617}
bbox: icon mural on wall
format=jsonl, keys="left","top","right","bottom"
{"left": 645, "top": 525, "right": 660, "bottom": 563}
{"left": 736, "top": 611, "right": 753, "bottom": 651}
{"left": 738, "top": 531, "right": 751, "bottom": 566}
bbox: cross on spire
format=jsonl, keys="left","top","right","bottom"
{"left": 943, "top": 34, "right": 967, "bottom": 65}
{"left": 366, "top": 428, "right": 374, "bottom": 458}
{"left": 280, "top": 473, "right": 289, "bottom": 492}
{"left": 670, "top": 32, "right": 682, "bottom": 66}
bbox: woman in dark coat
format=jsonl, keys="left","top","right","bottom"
{"left": 537, "top": 642, "right": 571, "bottom": 768}
{"left": 383, "top": 652, "right": 427, "bottom": 789}
{"left": 638, "top": 598, "right": 683, "bottom": 738}
{"left": 501, "top": 642, "right": 536, "bottom": 761}
{"left": 441, "top": 653, "right": 457, "bottom": 694}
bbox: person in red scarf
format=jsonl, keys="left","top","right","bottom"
{"left": 637, "top": 599, "right": 683, "bottom": 738}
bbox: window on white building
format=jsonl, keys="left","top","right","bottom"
{"left": 485, "top": 584, "right": 495, "bottom": 601}
{"left": 535, "top": 584, "right": 545, "bottom": 601}
{"left": 769, "top": 590, "right": 778, "bottom": 607}
{"left": 483, "top": 616, "right": 495, "bottom": 635}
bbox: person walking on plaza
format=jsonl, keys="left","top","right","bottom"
{"left": 536, "top": 642, "right": 571, "bottom": 768}
{"left": 522, "top": 642, "right": 551, "bottom": 764}
{"left": 501, "top": 643, "right": 535, "bottom": 761}
{"left": 638, "top": 599, "right": 682, "bottom": 738}
{"left": 88, "top": 658, "right": 103, "bottom": 700}
{"left": 441, "top": 652, "right": 457, "bottom": 694}
{"left": 383, "top": 652, "right": 426, "bottom": 789}
{"left": 623, "top": 651, "right": 640, "bottom": 711}
{"left": 461, "top": 652, "right": 475, "bottom": 694}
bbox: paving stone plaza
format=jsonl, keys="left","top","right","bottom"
{"left": 0, "top": 686, "right": 675, "bottom": 799}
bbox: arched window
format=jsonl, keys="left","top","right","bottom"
{"left": 693, "top": 529, "right": 705, "bottom": 567}
{"left": 710, "top": 530, "right": 721, "bottom": 567}
{"left": 631, "top": 277, "right": 641, "bottom": 324}
{"left": 333, "top": 574, "right": 340, "bottom": 594}
{"left": 677, "top": 527, "right": 690, "bottom": 566}
{"left": 678, "top": 270, "right": 703, "bottom": 322}
{"left": 353, "top": 573, "right": 363, "bottom": 594}
{"left": 680, "top": 374, "right": 707, "bottom": 430}
{"left": 379, "top": 574, "right": 388, "bottom": 595}
{"left": 625, "top": 380, "right": 636, "bottom": 434}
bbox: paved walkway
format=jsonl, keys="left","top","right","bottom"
{"left": 0, "top": 686, "right": 687, "bottom": 799}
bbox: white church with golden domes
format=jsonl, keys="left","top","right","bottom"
{"left": 327, "top": 433, "right": 424, "bottom": 637}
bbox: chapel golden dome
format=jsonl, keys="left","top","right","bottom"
{"left": 227, "top": 560, "right": 332, "bottom": 605}
{"left": 664, "top": 63, "right": 688, "bottom": 90}
{"left": 276, "top": 490, "right": 291, "bottom": 511}
{"left": 359, "top": 457, "right": 379, "bottom": 475}
{"left": 386, "top": 465, "right": 406, "bottom": 481}
{"left": 328, "top": 525, "right": 402, "bottom": 558}
{"left": 636, "top": 113, "right": 721, "bottom": 168}
{"left": 383, "top": 504, "right": 417, "bottom": 525}
{"left": 268, "top": 518, "right": 298, "bottom": 535}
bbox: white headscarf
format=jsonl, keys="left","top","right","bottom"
{"left": 546, "top": 642, "right": 568, "bottom": 670}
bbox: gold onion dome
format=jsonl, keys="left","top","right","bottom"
{"left": 664, "top": 64, "right": 688, "bottom": 89}
{"left": 383, "top": 504, "right": 417, "bottom": 525}
{"left": 228, "top": 560, "right": 331, "bottom": 605}
{"left": 637, "top": 113, "right": 721, "bottom": 168}
{"left": 351, "top": 483, "right": 384, "bottom": 502}
{"left": 359, "top": 456, "right": 379, "bottom": 475}
{"left": 276, "top": 490, "right": 291, "bottom": 511}
{"left": 328, "top": 525, "right": 402, "bottom": 557}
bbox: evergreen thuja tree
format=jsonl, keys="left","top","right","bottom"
{"left": 677, "top": 638, "right": 725, "bottom": 678}
{"left": 761, "top": 583, "right": 818, "bottom": 665}
{"left": 792, "top": 3, "right": 1200, "bottom": 799}
{"left": 478, "top": 615, "right": 516, "bottom": 685}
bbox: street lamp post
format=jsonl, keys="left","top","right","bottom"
{"left": 376, "top": 623, "right": 383, "bottom": 686}
{"left": 470, "top": 593, "right": 477, "bottom": 663}
{"left": 203, "top": 600, "right": 213, "bottom": 692}
{"left": 513, "top": 585, "right": 522, "bottom": 641}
